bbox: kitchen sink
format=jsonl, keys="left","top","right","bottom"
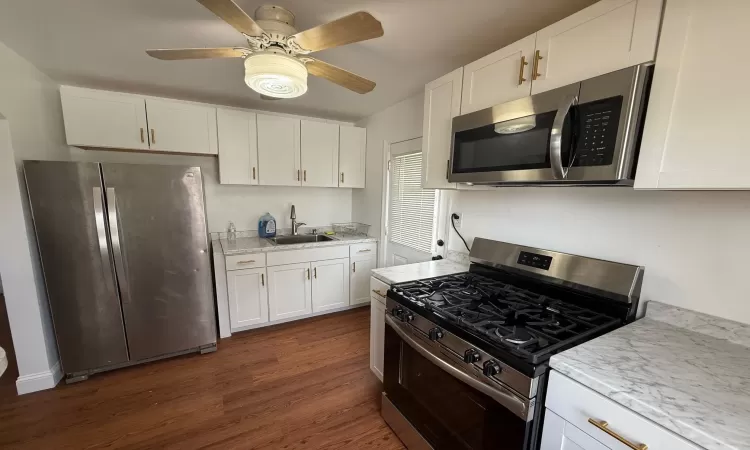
{"left": 269, "top": 235, "right": 336, "bottom": 245}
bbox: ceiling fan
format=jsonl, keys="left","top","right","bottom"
{"left": 146, "top": 0, "right": 384, "bottom": 99}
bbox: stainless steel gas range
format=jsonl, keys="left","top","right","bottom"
{"left": 381, "top": 238, "right": 644, "bottom": 450}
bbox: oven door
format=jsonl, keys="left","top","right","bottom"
{"left": 383, "top": 315, "right": 537, "bottom": 450}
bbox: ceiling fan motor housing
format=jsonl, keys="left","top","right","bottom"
{"left": 254, "top": 5, "right": 297, "bottom": 36}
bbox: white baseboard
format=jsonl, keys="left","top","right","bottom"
{"left": 16, "top": 360, "right": 63, "bottom": 395}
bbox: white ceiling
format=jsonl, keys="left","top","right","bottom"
{"left": 0, "top": 0, "right": 596, "bottom": 121}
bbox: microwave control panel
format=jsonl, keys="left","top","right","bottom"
{"left": 574, "top": 96, "right": 623, "bottom": 167}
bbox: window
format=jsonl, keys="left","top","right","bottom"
{"left": 389, "top": 152, "right": 438, "bottom": 254}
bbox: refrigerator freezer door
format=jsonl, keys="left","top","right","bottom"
{"left": 23, "top": 161, "right": 129, "bottom": 374}
{"left": 101, "top": 164, "right": 216, "bottom": 361}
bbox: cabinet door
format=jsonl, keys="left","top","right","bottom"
{"left": 257, "top": 114, "right": 301, "bottom": 186}
{"left": 311, "top": 258, "right": 350, "bottom": 313}
{"left": 226, "top": 268, "right": 268, "bottom": 329}
{"left": 339, "top": 126, "right": 366, "bottom": 188}
{"left": 217, "top": 109, "right": 258, "bottom": 185}
{"left": 370, "top": 298, "right": 385, "bottom": 381}
{"left": 300, "top": 120, "right": 339, "bottom": 187}
{"left": 461, "top": 34, "right": 536, "bottom": 114}
{"left": 350, "top": 254, "right": 376, "bottom": 306}
{"left": 267, "top": 263, "right": 311, "bottom": 321}
{"left": 531, "top": 0, "right": 663, "bottom": 95}
{"left": 60, "top": 86, "right": 149, "bottom": 150}
{"left": 145, "top": 98, "right": 218, "bottom": 154}
{"left": 636, "top": 0, "right": 750, "bottom": 189}
{"left": 422, "top": 68, "right": 462, "bottom": 190}
{"left": 540, "top": 410, "right": 610, "bottom": 450}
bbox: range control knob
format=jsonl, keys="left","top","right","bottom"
{"left": 403, "top": 312, "right": 414, "bottom": 323}
{"left": 428, "top": 327, "right": 444, "bottom": 341}
{"left": 483, "top": 360, "right": 502, "bottom": 377}
{"left": 391, "top": 308, "right": 403, "bottom": 319}
{"left": 463, "top": 348, "right": 481, "bottom": 364}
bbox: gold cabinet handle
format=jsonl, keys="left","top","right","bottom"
{"left": 353, "top": 262, "right": 356, "bottom": 272}
{"left": 358, "top": 249, "right": 372, "bottom": 253}
{"left": 252, "top": 167, "right": 256, "bottom": 180}
{"left": 297, "top": 169, "right": 300, "bottom": 181}
{"left": 587, "top": 419, "right": 647, "bottom": 450}
{"left": 518, "top": 55, "right": 528, "bottom": 85}
{"left": 313, "top": 267, "right": 317, "bottom": 278}
{"left": 446, "top": 159, "right": 450, "bottom": 179}
{"left": 341, "top": 172, "right": 344, "bottom": 183}
{"left": 303, "top": 169, "right": 307, "bottom": 182}
{"left": 140, "top": 128, "right": 145, "bottom": 143}
{"left": 306, "top": 268, "right": 310, "bottom": 280}
{"left": 237, "top": 260, "right": 256, "bottom": 265}
{"left": 261, "top": 273, "right": 264, "bottom": 286}
{"left": 532, "top": 50, "right": 543, "bottom": 80}
{"left": 371, "top": 289, "right": 386, "bottom": 298}
{"left": 150, "top": 128, "right": 156, "bottom": 144}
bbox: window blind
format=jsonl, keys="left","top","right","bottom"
{"left": 389, "top": 152, "right": 437, "bottom": 254}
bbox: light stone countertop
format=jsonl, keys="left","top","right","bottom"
{"left": 550, "top": 301, "right": 750, "bottom": 450}
{"left": 371, "top": 260, "right": 469, "bottom": 285}
{"left": 220, "top": 234, "right": 378, "bottom": 255}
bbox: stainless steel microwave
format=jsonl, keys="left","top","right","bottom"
{"left": 449, "top": 64, "right": 653, "bottom": 186}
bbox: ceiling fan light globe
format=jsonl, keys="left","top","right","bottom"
{"left": 244, "top": 53, "right": 307, "bottom": 99}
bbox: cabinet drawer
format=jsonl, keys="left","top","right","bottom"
{"left": 546, "top": 371, "right": 700, "bottom": 450}
{"left": 266, "top": 245, "right": 349, "bottom": 266}
{"left": 226, "top": 253, "right": 266, "bottom": 270}
{"left": 370, "top": 276, "right": 389, "bottom": 304}
{"left": 350, "top": 242, "right": 377, "bottom": 257}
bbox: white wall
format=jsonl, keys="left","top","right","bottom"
{"left": 0, "top": 40, "right": 70, "bottom": 393}
{"left": 69, "top": 149, "right": 353, "bottom": 233}
{"left": 448, "top": 188, "right": 750, "bottom": 324}
{"left": 353, "top": 93, "right": 424, "bottom": 241}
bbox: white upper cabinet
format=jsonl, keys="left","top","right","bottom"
{"left": 339, "top": 126, "right": 366, "bottom": 188}
{"left": 217, "top": 108, "right": 258, "bottom": 185}
{"left": 145, "top": 98, "right": 218, "bottom": 154}
{"left": 257, "top": 114, "right": 301, "bottom": 186}
{"left": 636, "top": 0, "right": 750, "bottom": 189}
{"left": 422, "top": 68, "right": 463, "bottom": 190}
{"left": 311, "top": 258, "right": 350, "bottom": 313}
{"left": 60, "top": 86, "right": 149, "bottom": 150}
{"left": 300, "top": 120, "right": 339, "bottom": 188}
{"left": 531, "top": 0, "right": 663, "bottom": 95}
{"left": 460, "top": 34, "right": 536, "bottom": 114}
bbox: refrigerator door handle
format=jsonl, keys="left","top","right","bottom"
{"left": 106, "top": 187, "right": 131, "bottom": 304}
{"left": 93, "top": 187, "right": 119, "bottom": 302}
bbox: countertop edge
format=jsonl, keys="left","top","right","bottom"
{"left": 220, "top": 236, "right": 378, "bottom": 255}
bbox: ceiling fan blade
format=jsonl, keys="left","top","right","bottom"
{"left": 146, "top": 48, "right": 247, "bottom": 60}
{"left": 292, "top": 12, "right": 383, "bottom": 53}
{"left": 196, "top": 0, "right": 265, "bottom": 36}
{"left": 306, "top": 58, "right": 375, "bottom": 94}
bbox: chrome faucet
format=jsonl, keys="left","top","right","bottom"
{"left": 290, "top": 205, "right": 306, "bottom": 235}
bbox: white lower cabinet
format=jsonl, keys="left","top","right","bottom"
{"left": 350, "top": 255, "right": 376, "bottom": 306}
{"left": 311, "top": 258, "right": 350, "bottom": 313}
{"left": 267, "top": 262, "right": 312, "bottom": 321}
{"left": 542, "top": 371, "right": 700, "bottom": 450}
{"left": 226, "top": 267, "right": 268, "bottom": 329}
{"left": 370, "top": 293, "right": 386, "bottom": 381}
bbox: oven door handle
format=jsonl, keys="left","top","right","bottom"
{"left": 385, "top": 315, "right": 532, "bottom": 421}
{"left": 550, "top": 94, "right": 578, "bottom": 180}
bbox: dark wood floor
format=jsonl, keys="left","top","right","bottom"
{"left": 0, "top": 306, "right": 404, "bottom": 449}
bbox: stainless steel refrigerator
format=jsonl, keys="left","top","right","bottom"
{"left": 24, "top": 161, "right": 217, "bottom": 382}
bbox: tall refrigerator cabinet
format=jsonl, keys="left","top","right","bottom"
{"left": 24, "top": 161, "right": 217, "bottom": 382}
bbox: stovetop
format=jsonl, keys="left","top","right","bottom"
{"left": 389, "top": 271, "right": 621, "bottom": 372}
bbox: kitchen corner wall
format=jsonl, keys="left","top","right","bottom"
{"left": 353, "top": 93, "right": 424, "bottom": 245}
{"left": 0, "top": 40, "right": 70, "bottom": 392}
{"left": 68, "top": 149, "right": 353, "bottom": 234}
{"left": 447, "top": 188, "right": 750, "bottom": 325}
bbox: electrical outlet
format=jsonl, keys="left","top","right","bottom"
{"left": 452, "top": 213, "right": 462, "bottom": 230}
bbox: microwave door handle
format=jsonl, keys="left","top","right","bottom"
{"left": 550, "top": 94, "right": 578, "bottom": 180}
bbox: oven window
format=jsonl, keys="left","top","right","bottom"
{"left": 384, "top": 326, "right": 530, "bottom": 449}
{"left": 452, "top": 111, "right": 571, "bottom": 173}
